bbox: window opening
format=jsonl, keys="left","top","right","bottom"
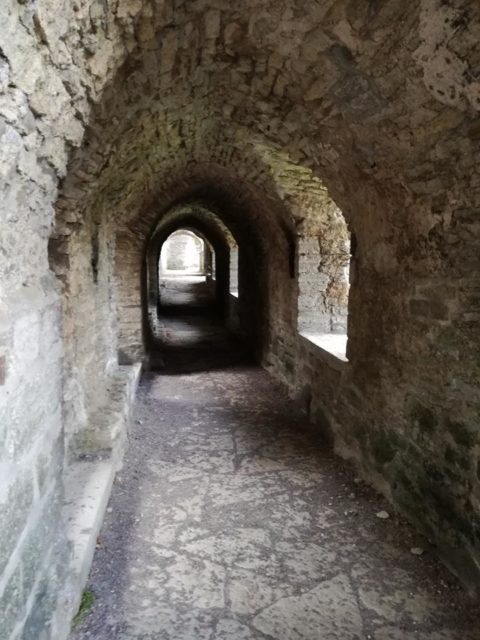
{"left": 297, "top": 207, "right": 351, "bottom": 362}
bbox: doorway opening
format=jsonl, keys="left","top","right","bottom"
{"left": 159, "top": 229, "right": 211, "bottom": 277}
{"left": 158, "top": 229, "right": 216, "bottom": 315}
{"left": 144, "top": 214, "right": 241, "bottom": 371}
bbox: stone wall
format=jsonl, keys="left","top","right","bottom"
{"left": 0, "top": 1, "right": 144, "bottom": 637}
{"left": 297, "top": 229, "right": 350, "bottom": 335}
{"left": 1, "top": 0, "right": 480, "bottom": 637}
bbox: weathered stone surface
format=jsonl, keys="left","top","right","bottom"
{"left": 253, "top": 574, "right": 362, "bottom": 639}
{"left": 70, "top": 330, "right": 480, "bottom": 639}
{"left": 1, "top": 0, "right": 480, "bottom": 637}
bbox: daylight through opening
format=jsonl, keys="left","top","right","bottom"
{"left": 297, "top": 205, "right": 351, "bottom": 362}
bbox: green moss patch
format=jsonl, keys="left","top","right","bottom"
{"left": 72, "top": 589, "right": 95, "bottom": 629}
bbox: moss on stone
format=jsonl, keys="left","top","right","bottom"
{"left": 72, "top": 590, "right": 95, "bottom": 629}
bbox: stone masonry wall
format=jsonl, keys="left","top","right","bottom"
{"left": 297, "top": 230, "right": 350, "bottom": 335}
{"left": 57, "top": 0, "right": 480, "bottom": 594}
{"left": 1, "top": 1, "right": 480, "bottom": 638}
{"left": 0, "top": 1, "right": 147, "bottom": 637}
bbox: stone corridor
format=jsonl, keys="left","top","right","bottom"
{"left": 71, "top": 317, "right": 480, "bottom": 640}
{"left": 3, "top": 3, "right": 480, "bottom": 637}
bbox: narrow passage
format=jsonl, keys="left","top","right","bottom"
{"left": 72, "top": 312, "right": 480, "bottom": 639}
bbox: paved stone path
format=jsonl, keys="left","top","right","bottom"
{"left": 71, "top": 283, "right": 480, "bottom": 640}
{"left": 158, "top": 275, "right": 215, "bottom": 312}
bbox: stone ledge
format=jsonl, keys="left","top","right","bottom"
{"left": 53, "top": 362, "right": 142, "bottom": 640}
{"left": 299, "top": 332, "right": 348, "bottom": 369}
{"left": 71, "top": 363, "right": 142, "bottom": 459}
{"left": 63, "top": 457, "right": 116, "bottom": 610}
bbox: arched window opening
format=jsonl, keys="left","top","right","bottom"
{"left": 297, "top": 206, "right": 351, "bottom": 362}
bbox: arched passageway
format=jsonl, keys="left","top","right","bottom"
{"left": 2, "top": 2, "right": 480, "bottom": 639}
{"left": 160, "top": 229, "right": 209, "bottom": 276}
{"left": 138, "top": 198, "right": 276, "bottom": 373}
{"left": 156, "top": 228, "right": 216, "bottom": 317}
{"left": 157, "top": 229, "right": 215, "bottom": 318}
{"left": 157, "top": 229, "right": 216, "bottom": 321}
{"left": 146, "top": 219, "right": 240, "bottom": 371}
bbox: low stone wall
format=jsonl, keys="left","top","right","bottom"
{"left": 59, "top": 364, "right": 141, "bottom": 640}
{"left": 0, "top": 358, "right": 141, "bottom": 640}
{"left": 0, "top": 285, "right": 66, "bottom": 640}
{"left": 293, "top": 325, "right": 480, "bottom": 595}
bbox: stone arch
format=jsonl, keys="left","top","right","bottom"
{"left": 143, "top": 207, "right": 234, "bottom": 356}
{"left": 44, "top": 3, "right": 480, "bottom": 595}
{"left": 112, "top": 168, "right": 297, "bottom": 366}
{"left": 50, "top": 137, "right": 304, "bottom": 470}
{"left": 159, "top": 229, "right": 207, "bottom": 274}
{"left": 5, "top": 6, "right": 477, "bottom": 631}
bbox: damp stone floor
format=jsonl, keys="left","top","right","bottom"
{"left": 71, "top": 283, "right": 480, "bottom": 640}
